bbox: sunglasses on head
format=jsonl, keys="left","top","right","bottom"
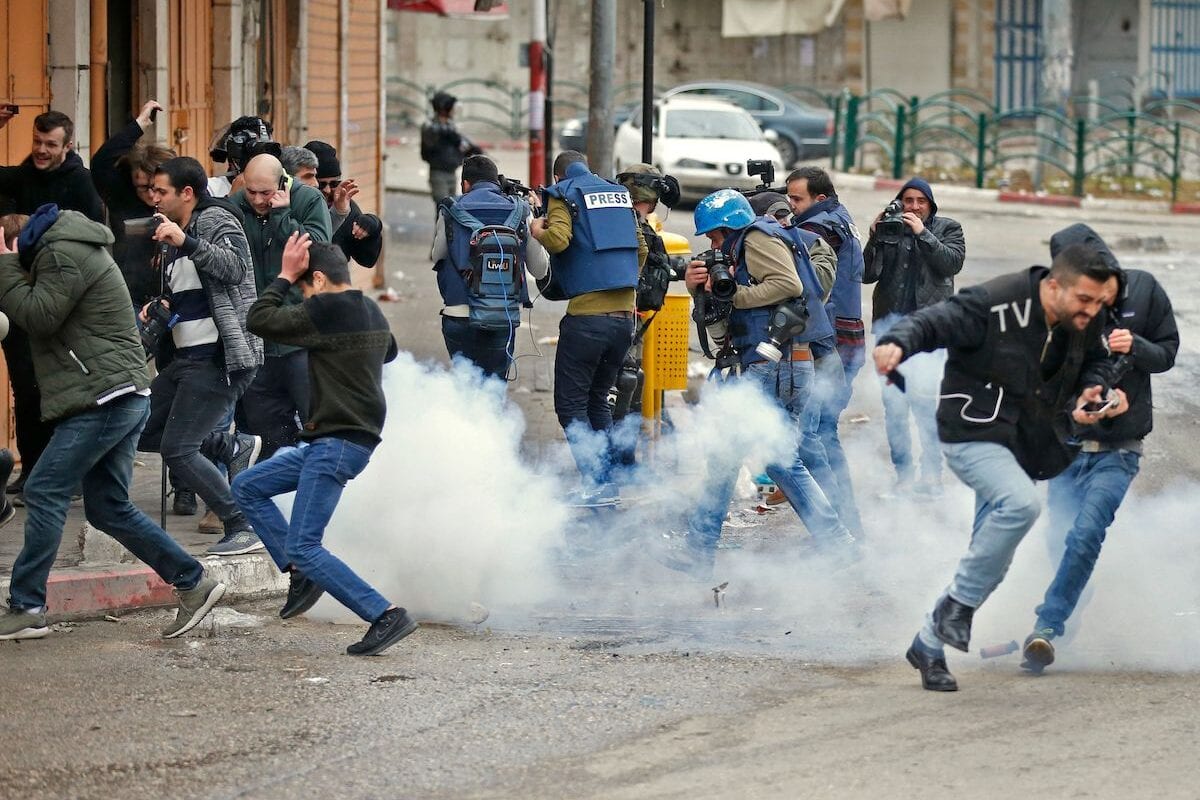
{"left": 318, "top": 179, "right": 341, "bottom": 191}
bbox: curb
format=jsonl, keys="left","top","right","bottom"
{"left": 0, "top": 553, "right": 288, "bottom": 621}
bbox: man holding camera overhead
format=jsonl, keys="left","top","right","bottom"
{"left": 661, "top": 189, "right": 856, "bottom": 578}
{"left": 862, "top": 178, "right": 965, "bottom": 497}
{"left": 141, "top": 156, "right": 264, "bottom": 557}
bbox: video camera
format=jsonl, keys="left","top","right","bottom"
{"left": 876, "top": 199, "right": 906, "bottom": 245}
{"left": 209, "top": 119, "right": 281, "bottom": 175}
{"left": 747, "top": 159, "right": 775, "bottom": 191}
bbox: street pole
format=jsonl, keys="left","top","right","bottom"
{"left": 529, "top": 0, "right": 547, "bottom": 187}
{"left": 1035, "top": 0, "right": 1072, "bottom": 191}
{"left": 586, "top": 0, "right": 616, "bottom": 173}
{"left": 641, "top": 0, "right": 654, "bottom": 165}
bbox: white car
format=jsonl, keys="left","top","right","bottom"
{"left": 612, "top": 97, "right": 785, "bottom": 203}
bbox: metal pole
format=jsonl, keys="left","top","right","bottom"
{"left": 975, "top": 112, "right": 987, "bottom": 189}
{"left": 529, "top": 0, "right": 547, "bottom": 186}
{"left": 1073, "top": 117, "right": 1087, "bottom": 197}
{"left": 641, "top": 0, "right": 654, "bottom": 164}
{"left": 843, "top": 95, "right": 859, "bottom": 170}
{"left": 586, "top": 0, "right": 616, "bottom": 173}
{"left": 892, "top": 105, "right": 906, "bottom": 180}
{"left": 1171, "top": 121, "right": 1181, "bottom": 204}
{"left": 544, "top": 0, "right": 556, "bottom": 185}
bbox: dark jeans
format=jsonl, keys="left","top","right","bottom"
{"left": 232, "top": 438, "right": 388, "bottom": 623}
{"left": 553, "top": 313, "right": 634, "bottom": 488}
{"left": 239, "top": 351, "right": 310, "bottom": 460}
{"left": 441, "top": 315, "right": 512, "bottom": 379}
{"left": 1035, "top": 448, "right": 1140, "bottom": 639}
{"left": 8, "top": 394, "right": 203, "bottom": 609}
{"left": 138, "top": 358, "right": 254, "bottom": 523}
{"left": 1, "top": 325, "right": 54, "bottom": 481}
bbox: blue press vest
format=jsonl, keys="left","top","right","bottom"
{"left": 801, "top": 202, "right": 864, "bottom": 323}
{"left": 725, "top": 219, "right": 835, "bottom": 366}
{"left": 541, "top": 162, "right": 639, "bottom": 298}
{"left": 435, "top": 182, "right": 531, "bottom": 309}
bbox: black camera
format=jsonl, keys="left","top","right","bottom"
{"left": 747, "top": 159, "right": 775, "bottom": 189}
{"left": 877, "top": 199, "right": 906, "bottom": 245}
{"left": 211, "top": 123, "right": 281, "bottom": 175}
{"left": 123, "top": 215, "right": 162, "bottom": 238}
{"left": 140, "top": 298, "right": 179, "bottom": 359}
{"left": 697, "top": 249, "right": 737, "bottom": 303}
{"left": 497, "top": 174, "right": 533, "bottom": 199}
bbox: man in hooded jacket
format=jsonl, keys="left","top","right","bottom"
{"left": 862, "top": 177, "right": 966, "bottom": 495}
{"left": 1020, "top": 224, "right": 1178, "bottom": 672}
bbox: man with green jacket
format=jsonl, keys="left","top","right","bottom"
{"left": 231, "top": 153, "right": 332, "bottom": 458}
{"left": 0, "top": 204, "right": 225, "bottom": 641}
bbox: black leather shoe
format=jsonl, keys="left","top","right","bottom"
{"left": 906, "top": 637, "right": 958, "bottom": 692}
{"left": 932, "top": 595, "right": 975, "bottom": 652}
{"left": 280, "top": 572, "right": 325, "bottom": 619}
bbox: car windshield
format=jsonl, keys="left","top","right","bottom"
{"left": 664, "top": 109, "right": 762, "bottom": 140}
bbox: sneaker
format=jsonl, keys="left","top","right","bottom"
{"left": 205, "top": 528, "right": 265, "bottom": 556}
{"left": 5, "top": 473, "right": 24, "bottom": 495}
{"left": 764, "top": 487, "right": 787, "bottom": 506}
{"left": 0, "top": 607, "right": 49, "bottom": 640}
{"left": 0, "top": 498, "right": 14, "bottom": 528}
{"left": 651, "top": 531, "right": 715, "bottom": 579}
{"left": 346, "top": 607, "right": 418, "bottom": 656}
{"left": 172, "top": 489, "right": 198, "bottom": 516}
{"left": 280, "top": 571, "right": 325, "bottom": 619}
{"left": 1021, "top": 628, "right": 1056, "bottom": 673}
{"left": 11, "top": 492, "right": 24, "bottom": 508}
{"left": 565, "top": 484, "right": 620, "bottom": 508}
{"left": 162, "top": 576, "right": 226, "bottom": 638}
{"left": 226, "top": 433, "right": 263, "bottom": 483}
{"left": 197, "top": 509, "right": 224, "bottom": 534}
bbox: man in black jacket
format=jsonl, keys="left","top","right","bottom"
{"left": 299, "top": 140, "right": 384, "bottom": 269}
{"left": 91, "top": 100, "right": 175, "bottom": 308}
{"left": 1021, "top": 224, "right": 1178, "bottom": 672}
{"left": 0, "top": 110, "right": 106, "bottom": 502}
{"left": 874, "top": 244, "right": 1123, "bottom": 691}
{"left": 420, "top": 91, "right": 482, "bottom": 206}
{"left": 863, "top": 177, "right": 966, "bottom": 495}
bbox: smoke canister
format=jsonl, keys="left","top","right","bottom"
{"left": 979, "top": 640, "right": 1019, "bottom": 659}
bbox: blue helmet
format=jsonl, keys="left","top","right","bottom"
{"left": 694, "top": 189, "right": 755, "bottom": 236}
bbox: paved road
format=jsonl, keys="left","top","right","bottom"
{"left": 3, "top": 176, "right": 1199, "bottom": 798}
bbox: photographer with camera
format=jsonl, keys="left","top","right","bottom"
{"left": 863, "top": 177, "right": 965, "bottom": 496}
{"left": 1019, "top": 224, "right": 1177, "bottom": 673}
{"left": 90, "top": 100, "right": 177, "bottom": 309}
{"left": 664, "top": 189, "right": 856, "bottom": 577}
{"left": 140, "top": 156, "right": 265, "bottom": 556}
{"left": 231, "top": 154, "right": 332, "bottom": 460}
{"left": 0, "top": 205, "right": 226, "bottom": 642}
{"left": 207, "top": 117, "right": 280, "bottom": 199}
{"left": 529, "top": 151, "right": 647, "bottom": 507}
{"left": 430, "top": 154, "right": 547, "bottom": 379}
{"left": 421, "top": 92, "right": 484, "bottom": 206}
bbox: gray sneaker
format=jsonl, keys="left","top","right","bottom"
{"left": 226, "top": 433, "right": 263, "bottom": 483}
{"left": 205, "top": 529, "right": 265, "bottom": 556}
{"left": 0, "top": 607, "right": 49, "bottom": 640}
{"left": 162, "top": 576, "right": 226, "bottom": 639}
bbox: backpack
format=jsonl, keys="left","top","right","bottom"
{"left": 447, "top": 200, "right": 529, "bottom": 330}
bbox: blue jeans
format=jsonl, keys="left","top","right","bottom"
{"left": 553, "top": 313, "right": 634, "bottom": 488}
{"left": 8, "top": 394, "right": 203, "bottom": 610}
{"left": 1034, "top": 448, "right": 1140, "bottom": 638}
{"left": 688, "top": 357, "right": 851, "bottom": 557}
{"left": 231, "top": 437, "right": 389, "bottom": 623}
{"left": 802, "top": 349, "right": 863, "bottom": 534}
{"left": 918, "top": 440, "right": 1041, "bottom": 652}
{"left": 879, "top": 349, "right": 944, "bottom": 483}
{"left": 441, "top": 315, "right": 513, "bottom": 380}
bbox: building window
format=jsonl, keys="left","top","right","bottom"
{"left": 1150, "top": 0, "right": 1200, "bottom": 97}
{"left": 995, "top": 0, "right": 1043, "bottom": 112}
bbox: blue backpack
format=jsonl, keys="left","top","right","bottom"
{"left": 446, "top": 200, "right": 529, "bottom": 331}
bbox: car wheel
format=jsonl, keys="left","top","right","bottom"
{"left": 773, "top": 134, "right": 799, "bottom": 167}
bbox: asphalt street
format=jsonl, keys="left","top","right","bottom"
{"left": 3, "top": 171, "right": 1199, "bottom": 799}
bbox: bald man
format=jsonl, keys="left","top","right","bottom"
{"left": 231, "top": 154, "right": 333, "bottom": 458}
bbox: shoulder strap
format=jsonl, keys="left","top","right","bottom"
{"left": 447, "top": 203, "right": 485, "bottom": 236}
{"left": 501, "top": 199, "right": 529, "bottom": 232}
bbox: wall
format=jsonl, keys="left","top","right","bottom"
{"left": 1073, "top": 0, "right": 1140, "bottom": 100}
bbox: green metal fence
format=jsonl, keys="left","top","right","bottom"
{"left": 837, "top": 90, "right": 1200, "bottom": 200}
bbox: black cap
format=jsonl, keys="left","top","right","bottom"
{"left": 303, "top": 140, "right": 341, "bottom": 179}
{"left": 431, "top": 91, "right": 457, "bottom": 113}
